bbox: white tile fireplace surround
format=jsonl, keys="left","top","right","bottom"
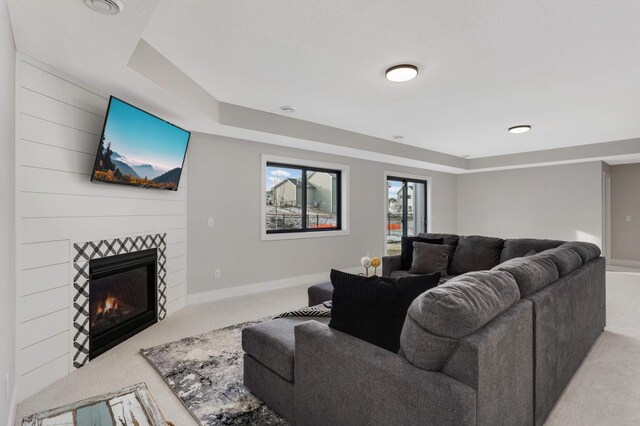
{"left": 71, "top": 234, "right": 168, "bottom": 369}
{"left": 15, "top": 55, "right": 188, "bottom": 401}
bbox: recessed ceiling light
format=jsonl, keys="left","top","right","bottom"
{"left": 392, "top": 135, "right": 404, "bottom": 140}
{"left": 385, "top": 64, "right": 418, "bottom": 83}
{"left": 508, "top": 125, "right": 531, "bottom": 134}
{"left": 280, "top": 105, "right": 295, "bottom": 113}
{"left": 84, "top": 0, "right": 124, "bottom": 15}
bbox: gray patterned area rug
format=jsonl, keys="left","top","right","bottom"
{"left": 141, "top": 318, "right": 288, "bottom": 426}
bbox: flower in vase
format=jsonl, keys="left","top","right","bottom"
{"left": 361, "top": 256, "right": 372, "bottom": 276}
{"left": 371, "top": 257, "right": 381, "bottom": 276}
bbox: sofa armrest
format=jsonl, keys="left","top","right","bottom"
{"left": 382, "top": 255, "right": 402, "bottom": 276}
{"left": 294, "top": 321, "right": 476, "bottom": 426}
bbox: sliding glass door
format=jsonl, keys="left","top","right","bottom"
{"left": 386, "top": 177, "right": 428, "bottom": 255}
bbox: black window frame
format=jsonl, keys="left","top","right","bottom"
{"left": 387, "top": 176, "right": 428, "bottom": 237}
{"left": 266, "top": 162, "right": 342, "bottom": 234}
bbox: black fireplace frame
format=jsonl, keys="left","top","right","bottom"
{"left": 89, "top": 248, "right": 158, "bottom": 359}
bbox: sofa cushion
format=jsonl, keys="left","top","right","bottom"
{"left": 561, "top": 242, "right": 601, "bottom": 264}
{"left": 380, "top": 274, "right": 442, "bottom": 312}
{"left": 391, "top": 270, "right": 455, "bottom": 285}
{"left": 400, "top": 270, "right": 520, "bottom": 370}
{"left": 418, "top": 233, "right": 460, "bottom": 247}
{"left": 419, "top": 233, "right": 460, "bottom": 267}
{"left": 242, "top": 316, "right": 330, "bottom": 381}
{"left": 329, "top": 269, "right": 440, "bottom": 352}
{"left": 500, "top": 238, "right": 566, "bottom": 263}
{"left": 536, "top": 247, "right": 583, "bottom": 277}
{"left": 492, "top": 256, "right": 559, "bottom": 297}
{"left": 308, "top": 281, "right": 333, "bottom": 306}
{"left": 389, "top": 270, "right": 417, "bottom": 278}
{"left": 450, "top": 235, "right": 504, "bottom": 275}
{"left": 400, "top": 236, "right": 443, "bottom": 270}
{"left": 408, "top": 242, "right": 450, "bottom": 275}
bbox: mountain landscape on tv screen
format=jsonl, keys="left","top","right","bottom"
{"left": 93, "top": 138, "right": 182, "bottom": 190}
{"left": 91, "top": 97, "right": 189, "bottom": 191}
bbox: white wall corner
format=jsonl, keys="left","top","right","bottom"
{"left": 7, "top": 382, "right": 17, "bottom": 426}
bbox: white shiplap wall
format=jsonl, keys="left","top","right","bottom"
{"left": 15, "top": 56, "right": 188, "bottom": 400}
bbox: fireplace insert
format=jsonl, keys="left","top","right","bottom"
{"left": 89, "top": 248, "right": 158, "bottom": 359}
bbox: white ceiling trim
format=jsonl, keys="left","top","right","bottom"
{"left": 127, "top": 39, "right": 640, "bottom": 174}
{"left": 127, "top": 39, "right": 219, "bottom": 122}
{"left": 126, "top": 38, "right": 469, "bottom": 173}
{"left": 8, "top": 0, "right": 640, "bottom": 164}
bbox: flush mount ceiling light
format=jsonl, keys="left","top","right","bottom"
{"left": 280, "top": 105, "right": 295, "bottom": 113}
{"left": 385, "top": 64, "right": 418, "bottom": 82}
{"left": 508, "top": 125, "right": 532, "bottom": 134}
{"left": 84, "top": 0, "right": 124, "bottom": 15}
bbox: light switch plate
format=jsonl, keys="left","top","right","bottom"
{"left": 208, "top": 218, "right": 214, "bottom": 228}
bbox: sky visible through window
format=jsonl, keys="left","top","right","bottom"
{"left": 265, "top": 166, "right": 302, "bottom": 190}
{"left": 388, "top": 183, "right": 402, "bottom": 199}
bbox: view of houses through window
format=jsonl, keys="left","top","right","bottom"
{"left": 265, "top": 162, "right": 340, "bottom": 233}
{"left": 386, "top": 177, "right": 427, "bottom": 255}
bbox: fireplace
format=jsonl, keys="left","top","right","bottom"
{"left": 89, "top": 248, "right": 158, "bottom": 359}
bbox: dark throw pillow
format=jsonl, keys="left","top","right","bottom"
{"left": 400, "top": 237, "right": 443, "bottom": 270}
{"left": 450, "top": 235, "right": 504, "bottom": 275}
{"left": 380, "top": 274, "right": 441, "bottom": 313}
{"left": 329, "top": 269, "right": 440, "bottom": 352}
{"left": 408, "top": 242, "right": 451, "bottom": 275}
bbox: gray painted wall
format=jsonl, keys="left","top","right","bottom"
{"left": 611, "top": 163, "right": 640, "bottom": 260}
{"left": 186, "top": 132, "right": 457, "bottom": 295}
{"left": 0, "top": 0, "right": 15, "bottom": 420}
{"left": 457, "top": 162, "right": 604, "bottom": 247}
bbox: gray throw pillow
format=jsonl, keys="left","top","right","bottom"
{"left": 409, "top": 242, "right": 450, "bottom": 275}
{"left": 450, "top": 235, "right": 504, "bottom": 275}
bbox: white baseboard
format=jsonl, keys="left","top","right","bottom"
{"left": 610, "top": 259, "right": 640, "bottom": 268}
{"left": 186, "top": 267, "right": 360, "bottom": 306}
{"left": 7, "top": 383, "right": 17, "bottom": 426}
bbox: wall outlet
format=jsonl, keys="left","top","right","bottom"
{"left": 626, "top": 216, "right": 632, "bottom": 222}
{"left": 214, "top": 269, "right": 221, "bottom": 279}
{"left": 208, "top": 218, "right": 215, "bottom": 228}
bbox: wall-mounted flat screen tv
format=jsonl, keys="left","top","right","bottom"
{"left": 90, "top": 96, "right": 190, "bottom": 191}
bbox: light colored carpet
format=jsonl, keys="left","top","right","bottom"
{"left": 15, "top": 271, "right": 640, "bottom": 425}
{"left": 15, "top": 285, "right": 308, "bottom": 426}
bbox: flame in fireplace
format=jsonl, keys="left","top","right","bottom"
{"left": 96, "top": 295, "right": 119, "bottom": 315}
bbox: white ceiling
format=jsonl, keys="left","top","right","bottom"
{"left": 7, "top": 0, "right": 640, "bottom": 165}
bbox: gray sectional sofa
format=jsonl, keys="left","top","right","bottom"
{"left": 242, "top": 234, "right": 605, "bottom": 425}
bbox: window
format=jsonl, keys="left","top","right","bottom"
{"left": 386, "top": 176, "right": 428, "bottom": 255}
{"left": 265, "top": 161, "right": 342, "bottom": 235}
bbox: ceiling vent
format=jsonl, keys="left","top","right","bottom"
{"left": 279, "top": 105, "right": 295, "bottom": 114}
{"left": 84, "top": 0, "right": 124, "bottom": 15}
